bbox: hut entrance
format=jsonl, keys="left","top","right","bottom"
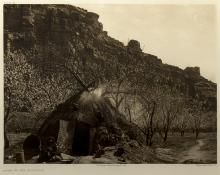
{"left": 72, "top": 121, "right": 90, "bottom": 156}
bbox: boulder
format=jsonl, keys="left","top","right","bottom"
{"left": 127, "top": 39, "right": 142, "bottom": 54}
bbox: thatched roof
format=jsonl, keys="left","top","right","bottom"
{"left": 38, "top": 88, "right": 145, "bottom": 144}
{"left": 38, "top": 89, "right": 118, "bottom": 136}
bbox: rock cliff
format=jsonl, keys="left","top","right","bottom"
{"left": 4, "top": 4, "right": 216, "bottom": 111}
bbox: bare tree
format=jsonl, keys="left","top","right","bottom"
{"left": 134, "top": 100, "right": 156, "bottom": 146}
{"left": 103, "top": 58, "right": 136, "bottom": 112}
{"left": 157, "top": 89, "right": 182, "bottom": 142}
{"left": 30, "top": 74, "right": 74, "bottom": 113}
{"left": 176, "top": 108, "right": 191, "bottom": 136}
{"left": 4, "top": 51, "right": 36, "bottom": 148}
{"left": 128, "top": 84, "right": 164, "bottom": 146}
{"left": 187, "top": 99, "right": 204, "bottom": 139}
{"left": 4, "top": 51, "right": 75, "bottom": 148}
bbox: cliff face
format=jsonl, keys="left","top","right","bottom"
{"left": 4, "top": 4, "right": 216, "bottom": 111}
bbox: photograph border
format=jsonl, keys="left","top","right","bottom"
{"left": 0, "top": 0, "right": 219, "bottom": 175}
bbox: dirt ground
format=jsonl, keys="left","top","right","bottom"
{"left": 4, "top": 132, "right": 217, "bottom": 164}
{"left": 153, "top": 132, "right": 217, "bottom": 164}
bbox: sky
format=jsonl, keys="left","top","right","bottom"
{"left": 77, "top": 4, "right": 217, "bottom": 82}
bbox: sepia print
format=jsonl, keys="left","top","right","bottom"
{"left": 3, "top": 4, "right": 217, "bottom": 164}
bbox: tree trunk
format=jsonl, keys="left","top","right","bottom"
{"left": 180, "top": 131, "right": 185, "bottom": 136}
{"left": 149, "top": 129, "right": 153, "bottom": 146}
{"left": 148, "top": 102, "right": 156, "bottom": 146}
{"left": 4, "top": 89, "right": 12, "bottom": 149}
{"left": 128, "top": 107, "right": 132, "bottom": 123}
{"left": 149, "top": 138, "right": 153, "bottom": 146}
{"left": 4, "top": 114, "right": 10, "bottom": 150}
{"left": 163, "top": 131, "right": 168, "bottom": 142}
{"left": 145, "top": 129, "right": 149, "bottom": 146}
{"left": 195, "top": 130, "right": 199, "bottom": 139}
{"left": 4, "top": 130, "right": 9, "bottom": 149}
